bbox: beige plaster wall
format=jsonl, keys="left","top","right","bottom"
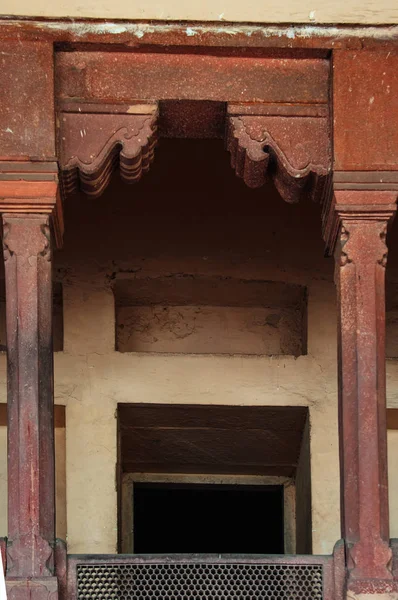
{"left": 389, "top": 431, "right": 398, "bottom": 539}
{"left": 0, "top": 0, "right": 397, "bottom": 24}
{"left": 0, "top": 425, "right": 5, "bottom": 537}
{"left": 55, "top": 275, "right": 398, "bottom": 556}
{"left": 296, "top": 415, "right": 312, "bottom": 554}
{"left": 60, "top": 285, "right": 339, "bottom": 555}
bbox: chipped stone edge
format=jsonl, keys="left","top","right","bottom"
{"left": 0, "top": 19, "right": 397, "bottom": 42}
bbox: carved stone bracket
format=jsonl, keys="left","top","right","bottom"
{"left": 59, "top": 104, "right": 158, "bottom": 198}
{"left": 0, "top": 163, "right": 64, "bottom": 248}
{"left": 323, "top": 186, "right": 398, "bottom": 255}
{"left": 226, "top": 104, "right": 331, "bottom": 204}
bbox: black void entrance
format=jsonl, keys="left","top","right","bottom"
{"left": 133, "top": 482, "right": 284, "bottom": 554}
{"left": 118, "top": 404, "right": 312, "bottom": 555}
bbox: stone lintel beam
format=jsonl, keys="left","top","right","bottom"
{"left": 59, "top": 103, "right": 158, "bottom": 198}
{"left": 226, "top": 103, "right": 331, "bottom": 204}
{"left": 324, "top": 187, "right": 398, "bottom": 594}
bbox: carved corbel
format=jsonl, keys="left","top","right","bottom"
{"left": 226, "top": 104, "right": 331, "bottom": 204}
{"left": 323, "top": 173, "right": 398, "bottom": 255}
{"left": 59, "top": 103, "right": 158, "bottom": 198}
{"left": 0, "top": 163, "right": 63, "bottom": 248}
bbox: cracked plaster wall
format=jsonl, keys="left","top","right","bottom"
{"left": 115, "top": 285, "right": 306, "bottom": 356}
{"left": 1, "top": 140, "right": 398, "bottom": 555}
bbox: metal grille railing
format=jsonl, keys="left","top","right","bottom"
{"left": 76, "top": 562, "right": 324, "bottom": 600}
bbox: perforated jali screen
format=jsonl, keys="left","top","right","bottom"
{"left": 76, "top": 562, "right": 324, "bottom": 600}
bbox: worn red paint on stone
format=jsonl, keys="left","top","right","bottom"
{"left": 330, "top": 190, "right": 398, "bottom": 590}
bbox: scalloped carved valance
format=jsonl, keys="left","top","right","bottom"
{"left": 58, "top": 101, "right": 331, "bottom": 204}
{"left": 59, "top": 104, "right": 158, "bottom": 198}
{"left": 226, "top": 104, "right": 331, "bottom": 204}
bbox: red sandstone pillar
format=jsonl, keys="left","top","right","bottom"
{"left": 0, "top": 179, "right": 63, "bottom": 600}
{"left": 327, "top": 190, "right": 398, "bottom": 594}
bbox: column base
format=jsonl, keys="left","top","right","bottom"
{"left": 347, "top": 579, "right": 398, "bottom": 600}
{"left": 6, "top": 577, "right": 58, "bottom": 600}
{"left": 348, "top": 594, "right": 398, "bottom": 600}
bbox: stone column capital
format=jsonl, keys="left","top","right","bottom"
{"left": 0, "top": 164, "right": 64, "bottom": 249}
{"left": 323, "top": 189, "right": 398, "bottom": 255}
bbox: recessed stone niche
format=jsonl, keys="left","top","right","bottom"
{"left": 114, "top": 276, "right": 307, "bottom": 356}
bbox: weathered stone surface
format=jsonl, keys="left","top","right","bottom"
{"left": 3, "top": 215, "right": 56, "bottom": 581}
{"left": 6, "top": 577, "right": 58, "bottom": 600}
{"left": 59, "top": 108, "right": 158, "bottom": 198}
{"left": 116, "top": 305, "right": 305, "bottom": 355}
{"left": 329, "top": 190, "right": 398, "bottom": 588}
{"left": 115, "top": 276, "right": 307, "bottom": 356}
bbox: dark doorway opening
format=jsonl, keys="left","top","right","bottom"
{"left": 133, "top": 482, "right": 284, "bottom": 554}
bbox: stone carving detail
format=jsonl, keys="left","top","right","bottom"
{"left": 226, "top": 114, "right": 331, "bottom": 204}
{"left": 2, "top": 216, "right": 51, "bottom": 261}
{"left": 2, "top": 220, "right": 13, "bottom": 262}
{"left": 339, "top": 226, "right": 352, "bottom": 267}
{"left": 6, "top": 534, "right": 54, "bottom": 579}
{"left": 337, "top": 220, "right": 389, "bottom": 269}
{"left": 323, "top": 191, "right": 398, "bottom": 257}
{"left": 6, "top": 577, "right": 58, "bottom": 600}
{"left": 59, "top": 108, "right": 158, "bottom": 198}
{"left": 0, "top": 174, "right": 63, "bottom": 249}
{"left": 378, "top": 226, "right": 388, "bottom": 267}
{"left": 40, "top": 223, "right": 52, "bottom": 261}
